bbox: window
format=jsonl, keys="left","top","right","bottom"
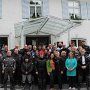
{"left": 68, "top": 0, "right": 81, "bottom": 20}
{"left": 30, "top": 0, "right": 42, "bottom": 18}
{"left": 71, "top": 38, "right": 86, "bottom": 47}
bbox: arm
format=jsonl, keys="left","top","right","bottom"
{"left": 77, "top": 57, "right": 82, "bottom": 69}
{"left": 65, "top": 59, "right": 69, "bottom": 70}
{"left": 72, "top": 58, "right": 77, "bottom": 70}
{"left": 2, "top": 59, "right": 5, "bottom": 73}
{"left": 46, "top": 60, "right": 50, "bottom": 73}
{"left": 13, "top": 59, "right": 16, "bottom": 71}
{"left": 60, "top": 58, "right": 65, "bottom": 71}
{"left": 21, "top": 63, "right": 25, "bottom": 73}
{"left": 28, "top": 62, "right": 34, "bottom": 73}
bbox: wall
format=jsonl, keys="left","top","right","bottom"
{"left": 57, "top": 20, "right": 90, "bottom": 46}
{"left": 49, "top": 0, "right": 62, "bottom": 18}
{"left": 0, "top": 0, "right": 22, "bottom": 49}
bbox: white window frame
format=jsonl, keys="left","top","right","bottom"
{"left": 30, "top": 0, "right": 42, "bottom": 18}
{"left": 68, "top": 0, "right": 80, "bottom": 19}
{"left": 71, "top": 38, "right": 86, "bottom": 47}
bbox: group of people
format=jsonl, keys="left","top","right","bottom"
{"left": 0, "top": 40, "right": 90, "bottom": 90}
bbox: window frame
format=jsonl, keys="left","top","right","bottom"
{"left": 68, "top": 0, "right": 81, "bottom": 19}
{"left": 30, "top": 0, "right": 42, "bottom": 18}
{"left": 71, "top": 38, "right": 86, "bottom": 47}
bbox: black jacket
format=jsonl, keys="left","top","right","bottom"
{"left": 21, "top": 61, "right": 33, "bottom": 75}
{"left": 78, "top": 55, "right": 90, "bottom": 75}
{"left": 36, "top": 57, "right": 47, "bottom": 72}
{"left": 13, "top": 53, "right": 22, "bottom": 68}
{"left": 54, "top": 56, "right": 65, "bottom": 72}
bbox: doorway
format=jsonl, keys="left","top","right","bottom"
{"left": 26, "top": 35, "right": 50, "bottom": 46}
{"left": 0, "top": 37, "right": 8, "bottom": 48}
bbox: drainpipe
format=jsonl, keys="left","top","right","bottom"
{"left": 68, "top": 29, "right": 70, "bottom": 46}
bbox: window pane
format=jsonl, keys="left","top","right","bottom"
{"left": 36, "top": 6, "right": 41, "bottom": 17}
{"left": 30, "top": 6, "right": 35, "bottom": 17}
{"left": 74, "top": 8, "right": 80, "bottom": 15}
{"left": 74, "top": 1, "right": 79, "bottom": 8}
{"left": 68, "top": 1, "right": 73, "bottom": 7}
{"left": 69, "top": 8, "right": 74, "bottom": 14}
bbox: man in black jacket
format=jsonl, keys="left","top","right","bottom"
{"left": 21, "top": 56, "right": 33, "bottom": 89}
{"left": 2, "top": 50, "right": 16, "bottom": 90}
{"left": 81, "top": 40, "right": 90, "bottom": 55}
{"left": 77, "top": 49, "right": 90, "bottom": 89}
{"left": 12, "top": 48, "right": 22, "bottom": 86}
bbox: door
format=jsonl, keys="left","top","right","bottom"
{"left": 26, "top": 36, "right": 50, "bottom": 46}
{"left": 0, "top": 37, "right": 8, "bottom": 48}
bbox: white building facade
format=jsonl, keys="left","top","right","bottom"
{"left": 0, "top": 0, "right": 90, "bottom": 49}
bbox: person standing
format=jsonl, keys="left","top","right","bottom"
{"left": 35, "top": 53, "right": 47, "bottom": 90}
{"left": 0, "top": 53, "right": 3, "bottom": 86}
{"left": 77, "top": 49, "right": 90, "bottom": 89}
{"left": 2, "top": 50, "right": 16, "bottom": 90}
{"left": 46, "top": 53, "right": 55, "bottom": 90}
{"left": 21, "top": 57, "right": 33, "bottom": 90}
{"left": 65, "top": 51, "right": 77, "bottom": 90}
{"left": 54, "top": 51, "right": 64, "bottom": 90}
{"left": 12, "top": 48, "right": 22, "bottom": 86}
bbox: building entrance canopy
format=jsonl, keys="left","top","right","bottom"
{"left": 15, "top": 16, "right": 77, "bottom": 38}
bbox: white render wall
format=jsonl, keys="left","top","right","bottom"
{"left": 0, "top": 0, "right": 90, "bottom": 49}
{"left": 70, "top": 20, "right": 90, "bottom": 45}
{"left": 49, "top": 0, "right": 62, "bottom": 18}
{"left": 56, "top": 20, "right": 90, "bottom": 46}
{"left": 0, "top": 0, "right": 22, "bottom": 49}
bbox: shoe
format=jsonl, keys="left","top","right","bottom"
{"left": 69, "top": 87, "right": 72, "bottom": 89}
{"left": 72, "top": 87, "right": 76, "bottom": 89}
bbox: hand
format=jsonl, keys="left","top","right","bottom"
{"left": 2, "top": 70, "right": 4, "bottom": 74}
{"left": 61, "top": 71, "right": 63, "bottom": 74}
{"left": 36, "top": 72, "right": 38, "bottom": 75}
{"left": 68, "top": 68, "right": 73, "bottom": 71}
{"left": 82, "top": 66, "right": 86, "bottom": 69}
{"left": 13, "top": 71, "right": 15, "bottom": 74}
{"left": 26, "top": 72, "right": 28, "bottom": 74}
{"left": 48, "top": 72, "right": 50, "bottom": 76}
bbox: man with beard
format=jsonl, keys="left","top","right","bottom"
{"left": 12, "top": 48, "right": 22, "bottom": 86}
{"left": 19, "top": 45, "right": 28, "bottom": 56}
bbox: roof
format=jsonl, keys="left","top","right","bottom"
{"left": 15, "top": 16, "right": 77, "bottom": 37}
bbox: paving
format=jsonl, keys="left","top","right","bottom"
{"left": 0, "top": 84, "right": 89, "bottom": 90}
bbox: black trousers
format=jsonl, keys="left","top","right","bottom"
{"left": 68, "top": 76, "right": 76, "bottom": 88}
{"left": 38, "top": 71, "right": 47, "bottom": 90}
{"left": 55, "top": 71, "right": 62, "bottom": 89}
{"left": 3, "top": 70, "right": 14, "bottom": 87}
{"left": 14, "top": 67, "right": 21, "bottom": 85}
{"left": 49, "top": 71, "right": 54, "bottom": 88}
{"left": 0, "top": 70, "right": 3, "bottom": 84}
